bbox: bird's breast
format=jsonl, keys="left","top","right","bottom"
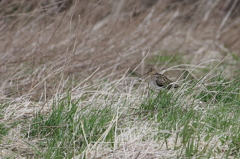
{"left": 149, "top": 80, "right": 156, "bottom": 88}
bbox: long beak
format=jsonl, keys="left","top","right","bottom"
{"left": 141, "top": 72, "right": 149, "bottom": 79}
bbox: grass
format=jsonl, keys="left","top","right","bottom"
{"left": 23, "top": 93, "right": 116, "bottom": 158}
{"left": 136, "top": 73, "right": 240, "bottom": 158}
{"left": 0, "top": 103, "right": 11, "bottom": 143}
{"left": 1, "top": 1, "right": 240, "bottom": 158}
{"left": 1, "top": 67, "right": 239, "bottom": 158}
{"left": 0, "top": 123, "right": 9, "bottom": 143}
{"left": 147, "top": 51, "right": 183, "bottom": 66}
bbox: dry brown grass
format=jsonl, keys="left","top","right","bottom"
{"left": 0, "top": 0, "right": 239, "bottom": 100}
{"left": 0, "top": 0, "right": 240, "bottom": 158}
{"left": 0, "top": 1, "right": 239, "bottom": 157}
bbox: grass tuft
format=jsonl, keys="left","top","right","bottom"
{"left": 1, "top": 64, "right": 240, "bottom": 158}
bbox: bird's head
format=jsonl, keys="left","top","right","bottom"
{"left": 142, "top": 67, "right": 157, "bottom": 79}
{"left": 147, "top": 67, "right": 157, "bottom": 74}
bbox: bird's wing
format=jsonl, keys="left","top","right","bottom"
{"left": 155, "top": 73, "right": 172, "bottom": 87}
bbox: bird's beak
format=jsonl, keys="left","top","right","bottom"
{"left": 141, "top": 72, "right": 149, "bottom": 79}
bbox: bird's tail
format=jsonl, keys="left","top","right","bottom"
{"left": 166, "top": 83, "right": 179, "bottom": 89}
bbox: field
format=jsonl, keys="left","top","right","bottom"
{"left": 0, "top": 0, "right": 240, "bottom": 158}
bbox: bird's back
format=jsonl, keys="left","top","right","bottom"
{"left": 154, "top": 73, "right": 172, "bottom": 86}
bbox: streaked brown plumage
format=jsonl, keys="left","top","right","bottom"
{"left": 143, "top": 67, "right": 179, "bottom": 90}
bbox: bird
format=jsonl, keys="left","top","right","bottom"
{"left": 142, "top": 67, "right": 179, "bottom": 90}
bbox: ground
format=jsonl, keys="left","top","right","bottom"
{"left": 0, "top": 0, "right": 240, "bottom": 158}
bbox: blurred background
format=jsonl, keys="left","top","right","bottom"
{"left": 0, "top": 0, "right": 239, "bottom": 100}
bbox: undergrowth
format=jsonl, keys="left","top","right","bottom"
{"left": 5, "top": 71, "right": 237, "bottom": 158}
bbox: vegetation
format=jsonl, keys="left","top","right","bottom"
{"left": 1, "top": 65, "right": 239, "bottom": 158}
{"left": 0, "top": 0, "right": 240, "bottom": 158}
